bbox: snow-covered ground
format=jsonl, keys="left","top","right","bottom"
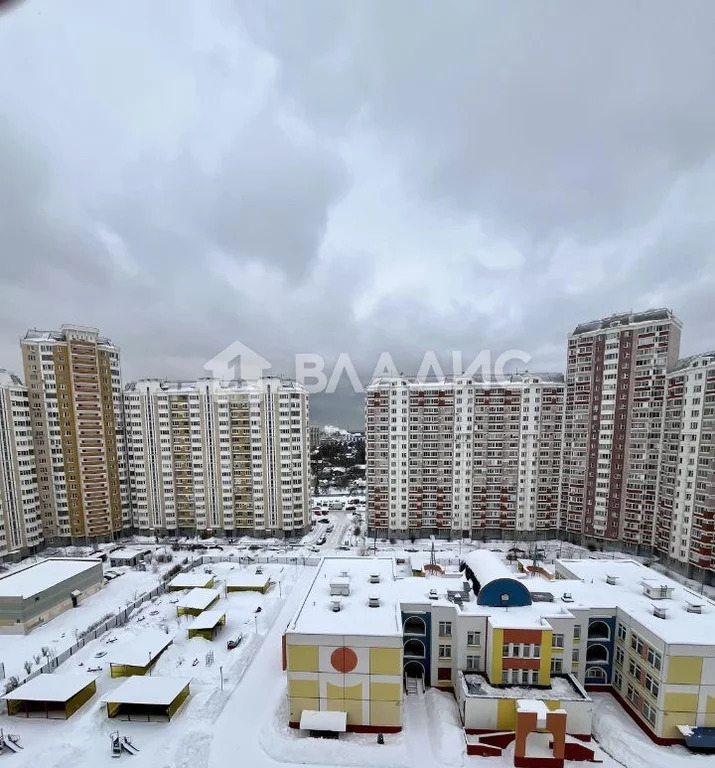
{"left": 0, "top": 527, "right": 708, "bottom": 767}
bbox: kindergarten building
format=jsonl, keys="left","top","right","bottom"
{"left": 283, "top": 551, "right": 715, "bottom": 760}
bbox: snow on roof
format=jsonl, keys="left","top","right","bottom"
{"left": 460, "top": 672, "right": 589, "bottom": 702}
{"left": 299, "top": 709, "right": 347, "bottom": 732}
{"left": 2, "top": 674, "right": 97, "bottom": 702}
{"left": 188, "top": 609, "right": 226, "bottom": 631}
{"left": 109, "top": 548, "right": 148, "bottom": 561}
{"left": 464, "top": 550, "right": 514, "bottom": 586}
{"left": 168, "top": 572, "right": 214, "bottom": 589}
{"left": 109, "top": 631, "right": 173, "bottom": 667}
{"left": 225, "top": 573, "right": 270, "bottom": 588}
{"left": 178, "top": 588, "right": 220, "bottom": 611}
{"left": 0, "top": 558, "right": 101, "bottom": 599}
{"left": 102, "top": 676, "right": 190, "bottom": 706}
{"left": 535, "top": 558, "right": 715, "bottom": 646}
{"left": 287, "top": 557, "right": 402, "bottom": 637}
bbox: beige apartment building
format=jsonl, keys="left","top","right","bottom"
{"left": 657, "top": 351, "right": 715, "bottom": 581}
{"left": 0, "top": 370, "right": 43, "bottom": 559}
{"left": 124, "top": 377, "right": 310, "bottom": 537}
{"left": 366, "top": 374, "right": 564, "bottom": 539}
{"left": 21, "top": 325, "right": 129, "bottom": 543}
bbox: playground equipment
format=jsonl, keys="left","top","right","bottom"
{"left": 110, "top": 732, "right": 140, "bottom": 757}
{"left": 0, "top": 729, "right": 23, "bottom": 754}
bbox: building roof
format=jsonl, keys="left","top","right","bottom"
{"left": 366, "top": 373, "right": 564, "bottom": 391}
{"left": 102, "top": 676, "right": 190, "bottom": 707}
{"left": 0, "top": 370, "right": 24, "bottom": 389}
{"left": 109, "top": 631, "right": 173, "bottom": 667}
{"left": 2, "top": 674, "right": 96, "bottom": 702}
{"left": 225, "top": 573, "right": 271, "bottom": 589}
{"left": 178, "top": 588, "right": 220, "bottom": 611}
{"left": 168, "top": 573, "right": 215, "bottom": 590}
{"left": 0, "top": 558, "right": 101, "bottom": 599}
{"left": 287, "top": 557, "right": 402, "bottom": 637}
{"left": 187, "top": 610, "right": 226, "bottom": 631}
{"left": 109, "top": 548, "right": 149, "bottom": 562}
{"left": 571, "top": 308, "right": 679, "bottom": 336}
{"left": 22, "top": 325, "right": 115, "bottom": 347}
{"left": 125, "top": 376, "right": 307, "bottom": 395}
{"left": 673, "top": 351, "right": 715, "bottom": 372}
{"left": 537, "top": 559, "right": 715, "bottom": 646}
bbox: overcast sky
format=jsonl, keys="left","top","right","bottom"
{"left": 1, "top": 1, "right": 715, "bottom": 428}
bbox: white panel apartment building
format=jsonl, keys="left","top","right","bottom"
{"left": 366, "top": 375, "right": 564, "bottom": 539}
{"left": 0, "top": 371, "right": 43, "bottom": 559}
{"left": 561, "top": 310, "right": 682, "bottom": 550}
{"left": 124, "top": 377, "right": 310, "bottom": 537}
{"left": 21, "top": 325, "right": 130, "bottom": 543}
{"left": 657, "top": 352, "right": 715, "bottom": 580}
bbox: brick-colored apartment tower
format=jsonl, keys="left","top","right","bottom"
{"left": 561, "top": 309, "right": 681, "bottom": 550}
{"left": 21, "top": 325, "right": 129, "bottom": 543}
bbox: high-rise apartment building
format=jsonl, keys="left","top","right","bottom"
{"left": 366, "top": 374, "right": 564, "bottom": 539}
{"left": 657, "top": 352, "right": 715, "bottom": 580}
{"left": 561, "top": 309, "right": 681, "bottom": 549}
{"left": 124, "top": 377, "right": 310, "bottom": 537}
{"left": 0, "top": 370, "right": 43, "bottom": 558}
{"left": 21, "top": 325, "right": 129, "bottom": 543}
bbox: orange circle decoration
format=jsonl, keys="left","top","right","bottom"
{"left": 331, "top": 646, "right": 358, "bottom": 673}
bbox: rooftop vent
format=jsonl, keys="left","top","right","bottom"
{"left": 531, "top": 591, "right": 555, "bottom": 603}
{"left": 369, "top": 573, "right": 380, "bottom": 584}
{"left": 605, "top": 575, "right": 619, "bottom": 586}
{"left": 562, "top": 593, "right": 574, "bottom": 603}
{"left": 428, "top": 589, "right": 438, "bottom": 600}
{"left": 653, "top": 605, "right": 668, "bottom": 619}
{"left": 686, "top": 601, "right": 703, "bottom": 614}
{"left": 331, "top": 599, "right": 342, "bottom": 613}
{"left": 642, "top": 581, "right": 674, "bottom": 600}
{"left": 340, "top": 570, "right": 349, "bottom": 578}
{"left": 368, "top": 595, "right": 380, "bottom": 608}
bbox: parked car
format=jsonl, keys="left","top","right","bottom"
{"left": 318, "top": 517, "right": 330, "bottom": 524}
{"left": 326, "top": 525, "right": 334, "bottom": 533}
{"left": 227, "top": 634, "right": 244, "bottom": 650}
{"left": 316, "top": 536, "right": 327, "bottom": 545}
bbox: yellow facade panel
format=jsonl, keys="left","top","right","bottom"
{"left": 326, "top": 697, "right": 363, "bottom": 726}
{"left": 667, "top": 657, "right": 703, "bottom": 685}
{"left": 370, "top": 699, "right": 402, "bottom": 728}
{"left": 497, "top": 699, "right": 516, "bottom": 730}
{"left": 288, "top": 679, "right": 320, "bottom": 699}
{"left": 369, "top": 647, "right": 402, "bottom": 675}
{"left": 289, "top": 696, "right": 319, "bottom": 722}
{"left": 287, "top": 645, "right": 319, "bottom": 673}
{"left": 663, "top": 692, "right": 698, "bottom": 713}
{"left": 370, "top": 682, "right": 401, "bottom": 702}
{"left": 491, "top": 628, "right": 503, "bottom": 682}
{"left": 662, "top": 711, "right": 696, "bottom": 739}
{"left": 706, "top": 695, "right": 715, "bottom": 714}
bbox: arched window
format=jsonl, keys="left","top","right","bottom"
{"left": 403, "top": 616, "right": 427, "bottom": 636}
{"left": 585, "top": 667, "right": 606, "bottom": 681}
{"left": 586, "top": 643, "right": 609, "bottom": 664}
{"left": 404, "top": 638, "right": 426, "bottom": 658}
{"left": 588, "top": 620, "right": 611, "bottom": 641}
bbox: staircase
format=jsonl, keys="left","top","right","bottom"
{"left": 404, "top": 673, "right": 425, "bottom": 696}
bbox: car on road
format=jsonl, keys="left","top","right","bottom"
{"left": 316, "top": 536, "right": 327, "bottom": 545}
{"left": 318, "top": 517, "right": 330, "bottom": 524}
{"left": 345, "top": 505, "right": 356, "bottom": 511}
{"left": 326, "top": 525, "right": 334, "bottom": 532}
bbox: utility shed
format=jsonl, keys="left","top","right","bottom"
{"left": 2, "top": 674, "right": 97, "bottom": 719}
{"left": 109, "top": 548, "right": 151, "bottom": 568}
{"left": 167, "top": 573, "right": 215, "bottom": 591}
{"left": 0, "top": 558, "right": 104, "bottom": 634}
{"left": 103, "top": 677, "right": 190, "bottom": 721}
{"left": 109, "top": 632, "right": 174, "bottom": 677}
{"left": 176, "top": 588, "right": 220, "bottom": 617}
{"left": 187, "top": 610, "right": 226, "bottom": 640}
{"left": 226, "top": 573, "right": 271, "bottom": 594}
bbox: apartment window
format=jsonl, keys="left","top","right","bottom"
{"left": 438, "top": 621, "right": 452, "bottom": 637}
{"left": 572, "top": 648, "right": 580, "bottom": 664}
{"left": 630, "top": 634, "right": 644, "bottom": 654}
{"left": 642, "top": 701, "right": 656, "bottom": 726}
{"left": 644, "top": 674, "right": 659, "bottom": 699}
{"left": 438, "top": 644, "right": 452, "bottom": 660}
{"left": 617, "top": 622, "right": 627, "bottom": 642}
{"left": 646, "top": 648, "right": 662, "bottom": 671}
{"left": 626, "top": 684, "right": 637, "bottom": 705}
{"left": 466, "top": 631, "right": 481, "bottom": 646}
{"left": 573, "top": 625, "right": 581, "bottom": 640}
{"left": 615, "top": 646, "right": 624, "bottom": 667}
{"left": 466, "top": 655, "right": 481, "bottom": 671}
{"left": 551, "top": 657, "right": 563, "bottom": 674}
{"left": 614, "top": 669, "right": 623, "bottom": 690}
{"left": 503, "top": 644, "right": 510, "bottom": 658}
{"left": 502, "top": 670, "right": 510, "bottom": 684}
{"left": 533, "top": 644, "right": 541, "bottom": 658}
{"left": 552, "top": 634, "right": 564, "bottom": 649}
